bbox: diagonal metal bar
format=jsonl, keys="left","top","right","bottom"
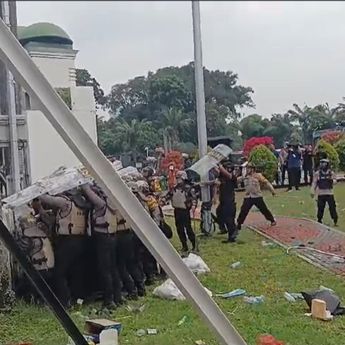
{"left": 0, "top": 18, "right": 247, "bottom": 345}
{"left": 0, "top": 220, "right": 89, "bottom": 345}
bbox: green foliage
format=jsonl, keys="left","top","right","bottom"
{"left": 334, "top": 139, "right": 345, "bottom": 171}
{"left": 105, "top": 62, "right": 254, "bottom": 151}
{"left": 249, "top": 145, "right": 278, "bottom": 182}
{"left": 97, "top": 117, "right": 161, "bottom": 159}
{"left": 55, "top": 88, "right": 71, "bottom": 109}
{"left": 314, "top": 139, "right": 340, "bottom": 170}
{"left": 76, "top": 68, "right": 106, "bottom": 106}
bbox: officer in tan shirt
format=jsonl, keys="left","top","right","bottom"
{"left": 39, "top": 188, "right": 89, "bottom": 308}
{"left": 237, "top": 163, "right": 276, "bottom": 231}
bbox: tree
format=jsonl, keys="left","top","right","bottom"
{"left": 239, "top": 114, "right": 269, "bottom": 139}
{"left": 334, "top": 97, "right": 345, "bottom": 125}
{"left": 287, "top": 103, "right": 336, "bottom": 144}
{"left": 263, "top": 113, "right": 294, "bottom": 148}
{"left": 160, "top": 107, "right": 193, "bottom": 149}
{"left": 106, "top": 63, "right": 254, "bottom": 145}
{"left": 97, "top": 117, "right": 161, "bottom": 159}
{"left": 76, "top": 69, "right": 106, "bottom": 106}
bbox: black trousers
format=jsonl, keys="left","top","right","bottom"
{"left": 303, "top": 167, "right": 313, "bottom": 185}
{"left": 174, "top": 208, "right": 196, "bottom": 251}
{"left": 288, "top": 167, "right": 301, "bottom": 189}
{"left": 54, "top": 236, "right": 85, "bottom": 307}
{"left": 116, "top": 230, "right": 145, "bottom": 296}
{"left": 16, "top": 269, "right": 53, "bottom": 304}
{"left": 133, "top": 235, "right": 157, "bottom": 283}
{"left": 237, "top": 197, "right": 275, "bottom": 226}
{"left": 218, "top": 200, "right": 237, "bottom": 240}
{"left": 281, "top": 164, "right": 288, "bottom": 186}
{"left": 317, "top": 195, "right": 338, "bottom": 224}
{"left": 94, "top": 232, "right": 122, "bottom": 305}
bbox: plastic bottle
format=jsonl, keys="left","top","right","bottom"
{"left": 100, "top": 329, "right": 118, "bottom": 345}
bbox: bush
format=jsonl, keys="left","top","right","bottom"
{"left": 314, "top": 139, "right": 339, "bottom": 170}
{"left": 249, "top": 145, "right": 278, "bottom": 182}
{"left": 335, "top": 139, "right": 345, "bottom": 171}
{"left": 243, "top": 136, "right": 273, "bottom": 158}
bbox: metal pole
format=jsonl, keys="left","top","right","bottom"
{"left": 1, "top": 0, "right": 20, "bottom": 194}
{"left": 192, "top": 1, "right": 212, "bottom": 235}
{"left": 0, "top": 18, "right": 247, "bottom": 345}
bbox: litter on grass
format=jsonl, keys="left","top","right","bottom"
{"left": 216, "top": 289, "right": 246, "bottom": 299}
{"left": 153, "top": 279, "right": 212, "bottom": 300}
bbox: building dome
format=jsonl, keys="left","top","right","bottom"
{"left": 18, "top": 22, "right": 73, "bottom": 46}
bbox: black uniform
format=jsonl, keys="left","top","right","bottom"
{"left": 312, "top": 168, "right": 338, "bottom": 225}
{"left": 218, "top": 173, "right": 238, "bottom": 241}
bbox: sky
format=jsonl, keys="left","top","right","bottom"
{"left": 17, "top": 1, "right": 345, "bottom": 118}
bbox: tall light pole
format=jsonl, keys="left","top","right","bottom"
{"left": 192, "top": 1, "right": 212, "bottom": 235}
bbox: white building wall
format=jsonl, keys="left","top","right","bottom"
{"left": 26, "top": 54, "right": 98, "bottom": 182}
{"left": 30, "top": 54, "right": 76, "bottom": 88}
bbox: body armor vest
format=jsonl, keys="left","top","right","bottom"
{"left": 56, "top": 199, "right": 86, "bottom": 235}
{"left": 22, "top": 223, "right": 55, "bottom": 270}
{"left": 317, "top": 169, "right": 333, "bottom": 190}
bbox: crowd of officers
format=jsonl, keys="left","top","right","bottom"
{"left": 15, "top": 152, "right": 339, "bottom": 309}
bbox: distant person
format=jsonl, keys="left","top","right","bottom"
{"left": 279, "top": 144, "right": 289, "bottom": 186}
{"left": 287, "top": 144, "right": 302, "bottom": 191}
{"left": 237, "top": 163, "right": 276, "bottom": 231}
{"left": 302, "top": 145, "right": 314, "bottom": 185}
{"left": 311, "top": 159, "right": 338, "bottom": 226}
{"left": 269, "top": 144, "right": 280, "bottom": 185}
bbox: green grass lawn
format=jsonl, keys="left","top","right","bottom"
{"left": 1, "top": 185, "right": 345, "bottom": 345}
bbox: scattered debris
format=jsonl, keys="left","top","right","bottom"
{"left": 182, "top": 253, "right": 210, "bottom": 274}
{"left": 216, "top": 289, "right": 246, "bottom": 299}
{"left": 284, "top": 292, "right": 296, "bottom": 302}
{"left": 99, "top": 328, "right": 118, "bottom": 345}
{"left": 84, "top": 319, "right": 122, "bottom": 344}
{"left": 147, "top": 328, "right": 158, "bottom": 335}
{"left": 244, "top": 295, "right": 265, "bottom": 304}
{"left": 256, "top": 334, "right": 285, "bottom": 345}
{"left": 77, "top": 298, "right": 84, "bottom": 306}
{"left": 319, "top": 285, "right": 334, "bottom": 293}
{"left": 230, "top": 261, "right": 241, "bottom": 269}
{"left": 302, "top": 290, "right": 345, "bottom": 316}
{"left": 136, "top": 329, "right": 146, "bottom": 337}
{"left": 289, "top": 292, "right": 304, "bottom": 300}
{"left": 261, "top": 240, "right": 275, "bottom": 247}
{"left": 153, "top": 278, "right": 212, "bottom": 300}
{"left": 195, "top": 340, "right": 207, "bottom": 345}
{"left": 126, "top": 304, "right": 146, "bottom": 313}
{"left": 178, "top": 315, "right": 187, "bottom": 326}
{"left": 311, "top": 299, "right": 333, "bottom": 321}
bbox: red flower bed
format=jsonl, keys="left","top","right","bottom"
{"left": 243, "top": 136, "right": 273, "bottom": 157}
{"left": 321, "top": 131, "right": 345, "bottom": 145}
